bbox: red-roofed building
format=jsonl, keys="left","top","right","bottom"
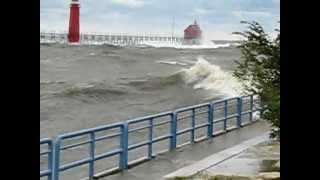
{"left": 183, "top": 20, "right": 202, "bottom": 45}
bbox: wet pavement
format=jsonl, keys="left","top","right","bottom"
{"left": 202, "top": 139, "right": 279, "bottom": 179}
{"left": 99, "top": 120, "right": 270, "bottom": 180}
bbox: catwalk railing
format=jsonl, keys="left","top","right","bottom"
{"left": 40, "top": 94, "right": 261, "bottom": 180}
{"left": 40, "top": 32, "right": 184, "bottom": 45}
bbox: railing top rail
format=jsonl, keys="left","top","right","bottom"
{"left": 40, "top": 138, "right": 52, "bottom": 144}
{"left": 241, "top": 94, "right": 255, "bottom": 98}
{"left": 127, "top": 111, "right": 173, "bottom": 124}
{"left": 56, "top": 122, "right": 124, "bottom": 140}
{"left": 213, "top": 97, "right": 240, "bottom": 104}
{"left": 174, "top": 96, "right": 245, "bottom": 113}
{"left": 175, "top": 102, "right": 210, "bottom": 113}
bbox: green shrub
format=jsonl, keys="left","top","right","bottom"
{"left": 233, "top": 21, "right": 280, "bottom": 139}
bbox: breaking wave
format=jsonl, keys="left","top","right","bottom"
{"left": 63, "top": 83, "right": 126, "bottom": 95}
{"left": 40, "top": 80, "right": 66, "bottom": 85}
{"left": 124, "top": 57, "right": 244, "bottom": 97}
{"left": 140, "top": 40, "right": 231, "bottom": 49}
{"left": 180, "top": 57, "right": 244, "bottom": 97}
{"left": 122, "top": 73, "right": 184, "bottom": 91}
{"left": 40, "top": 39, "right": 232, "bottom": 49}
{"left": 157, "top": 60, "right": 188, "bottom": 66}
{"left": 41, "top": 57, "right": 244, "bottom": 101}
{"left": 47, "top": 82, "right": 134, "bottom": 103}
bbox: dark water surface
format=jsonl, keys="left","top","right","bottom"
{"left": 40, "top": 43, "right": 241, "bottom": 139}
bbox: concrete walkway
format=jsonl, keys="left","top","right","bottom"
{"left": 201, "top": 140, "right": 280, "bottom": 180}
{"left": 100, "top": 120, "right": 270, "bottom": 180}
{"left": 164, "top": 133, "right": 274, "bottom": 179}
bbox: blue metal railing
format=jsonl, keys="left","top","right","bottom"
{"left": 40, "top": 138, "right": 53, "bottom": 180}
{"left": 52, "top": 123, "right": 125, "bottom": 180}
{"left": 175, "top": 102, "right": 211, "bottom": 146}
{"left": 40, "top": 94, "right": 261, "bottom": 180}
{"left": 127, "top": 111, "right": 173, "bottom": 161}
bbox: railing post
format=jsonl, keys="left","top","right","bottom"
{"left": 170, "top": 112, "right": 177, "bottom": 150}
{"left": 48, "top": 140, "right": 53, "bottom": 180}
{"left": 120, "top": 123, "right": 128, "bottom": 170}
{"left": 148, "top": 118, "right": 154, "bottom": 159}
{"left": 89, "top": 132, "right": 95, "bottom": 179}
{"left": 53, "top": 138, "right": 61, "bottom": 180}
{"left": 237, "top": 97, "right": 243, "bottom": 128}
{"left": 191, "top": 109, "right": 195, "bottom": 143}
{"left": 207, "top": 103, "right": 213, "bottom": 137}
{"left": 224, "top": 100, "right": 228, "bottom": 131}
{"left": 250, "top": 95, "right": 254, "bottom": 121}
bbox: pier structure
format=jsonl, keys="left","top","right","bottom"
{"left": 40, "top": 32, "right": 184, "bottom": 45}
{"left": 41, "top": 0, "right": 184, "bottom": 45}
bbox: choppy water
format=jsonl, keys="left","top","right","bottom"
{"left": 40, "top": 42, "right": 242, "bottom": 138}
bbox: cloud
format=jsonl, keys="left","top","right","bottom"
{"left": 40, "top": 0, "right": 280, "bottom": 40}
{"left": 191, "top": 8, "right": 211, "bottom": 16}
{"left": 110, "top": 0, "right": 145, "bottom": 8}
{"left": 96, "top": 11, "right": 129, "bottom": 20}
{"left": 232, "top": 10, "right": 272, "bottom": 19}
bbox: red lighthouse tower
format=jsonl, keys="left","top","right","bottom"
{"left": 183, "top": 20, "right": 202, "bottom": 45}
{"left": 68, "top": 0, "right": 80, "bottom": 43}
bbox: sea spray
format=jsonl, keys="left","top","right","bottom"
{"left": 141, "top": 40, "right": 231, "bottom": 49}
{"left": 135, "top": 56, "right": 245, "bottom": 97}
{"left": 40, "top": 38, "right": 233, "bottom": 49}
{"left": 181, "top": 56, "right": 244, "bottom": 97}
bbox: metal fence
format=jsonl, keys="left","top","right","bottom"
{"left": 40, "top": 138, "right": 53, "bottom": 180}
{"left": 40, "top": 32, "right": 184, "bottom": 45}
{"left": 40, "top": 94, "right": 261, "bottom": 180}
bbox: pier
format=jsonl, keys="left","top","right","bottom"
{"left": 40, "top": 32, "right": 184, "bottom": 45}
{"left": 41, "top": 0, "right": 184, "bottom": 46}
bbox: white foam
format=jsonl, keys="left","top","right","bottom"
{"left": 157, "top": 60, "right": 188, "bottom": 66}
{"left": 75, "top": 83, "right": 95, "bottom": 88}
{"left": 40, "top": 39, "right": 59, "bottom": 44}
{"left": 181, "top": 57, "right": 244, "bottom": 97}
{"left": 40, "top": 80, "right": 65, "bottom": 85}
{"left": 40, "top": 59, "right": 52, "bottom": 64}
{"left": 141, "top": 40, "right": 231, "bottom": 49}
{"left": 40, "top": 39, "right": 231, "bottom": 49}
{"left": 253, "top": 111, "right": 261, "bottom": 120}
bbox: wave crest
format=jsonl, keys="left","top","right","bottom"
{"left": 51, "top": 82, "right": 131, "bottom": 103}
{"left": 122, "top": 57, "right": 243, "bottom": 97}
{"left": 180, "top": 57, "right": 244, "bottom": 97}
{"left": 140, "top": 41, "right": 231, "bottom": 49}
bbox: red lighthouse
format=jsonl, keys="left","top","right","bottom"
{"left": 183, "top": 20, "right": 202, "bottom": 45}
{"left": 68, "top": 0, "right": 80, "bottom": 43}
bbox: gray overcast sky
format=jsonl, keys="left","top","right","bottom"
{"left": 40, "top": 0, "right": 280, "bottom": 40}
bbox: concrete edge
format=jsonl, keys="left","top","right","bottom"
{"left": 163, "top": 132, "right": 270, "bottom": 179}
